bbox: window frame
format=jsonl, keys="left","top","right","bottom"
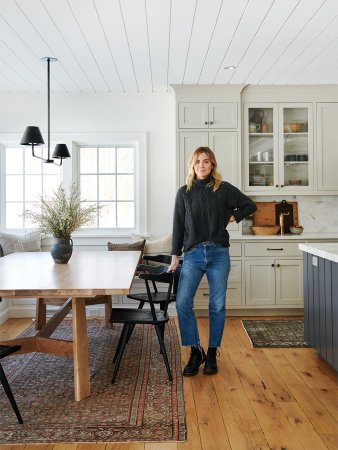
{"left": 0, "top": 132, "right": 147, "bottom": 238}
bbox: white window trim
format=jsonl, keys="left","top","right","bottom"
{"left": 0, "top": 132, "right": 147, "bottom": 239}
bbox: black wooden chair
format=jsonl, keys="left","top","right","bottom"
{"left": 0, "top": 344, "right": 23, "bottom": 424}
{"left": 110, "top": 267, "right": 174, "bottom": 384}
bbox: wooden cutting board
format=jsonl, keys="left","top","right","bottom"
{"left": 252, "top": 201, "right": 299, "bottom": 227}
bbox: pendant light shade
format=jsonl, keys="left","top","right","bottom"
{"left": 20, "top": 57, "right": 71, "bottom": 166}
{"left": 52, "top": 143, "right": 71, "bottom": 159}
{"left": 20, "top": 126, "right": 45, "bottom": 146}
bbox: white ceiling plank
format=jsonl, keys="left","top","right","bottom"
{"left": 42, "top": 0, "right": 109, "bottom": 92}
{"left": 262, "top": 0, "right": 338, "bottom": 84}
{"left": 181, "top": 0, "right": 224, "bottom": 84}
{"left": 119, "top": 0, "right": 152, "bottom": 92}
{"left": 276, "top": 14, "right": 338, "bottom": 84}
{"left": 249, "top": 0, "right": 330, "bottom": 84}
{"left": 66, "top": 0, "right": 124, "bottom": 92}
{"left": 0, "top": 0, "right": 337, "bottom": 92}
{"left": 214, "top": 0, "right": 276, "bottom": 84}
{"left": 145, "top": 0, "right": 170, "bottom": 92}
{"left": 93, "top": 0, "right": 137, "bottom": 92}
{"left": 198, "top": 0, "right": 248, "bottom": 84}
{"left": 228, "top": 0, "right": 300, "bottom": 84}
{"left": 168, "top": 0, "right": 197, "bottom": 84}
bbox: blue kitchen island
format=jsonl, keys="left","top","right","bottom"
{"left": 299, "top": 243, "right": 338, "bottom": 371}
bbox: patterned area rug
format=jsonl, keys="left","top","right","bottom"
{"left": 241, "top": 319, "right": 310, "bottom": 348}
{"left": 0, "top": 319, "right": 186, "bottom": 444}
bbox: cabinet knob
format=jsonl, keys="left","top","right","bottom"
{"left": 204, "top": 122, "right": 208, "bottom": 125}
{"left": 209, "top": 121, "right": 214, "bottom": 125}
{"left": 275, "top": 184, "right": 279, "bottom": 188}
{"left": 281, "top": 185, "right": 284, "bottom": 188}
{"left": 271, "top": 263, "right": 275, "bottom": 267}
{"left": 277, "top": 264, "right": 280, "bottom": 267}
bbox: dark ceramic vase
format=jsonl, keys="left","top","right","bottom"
{"left": 51, "top": 237, "right": 73, "bottom": 264}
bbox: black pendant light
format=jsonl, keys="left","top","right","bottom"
{"left": 20, "top": 57, "right": 70, "bottom": 166}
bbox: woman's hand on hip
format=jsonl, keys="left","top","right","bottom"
{"left": 168, "top": 255, "right": 180, "bottom": 272}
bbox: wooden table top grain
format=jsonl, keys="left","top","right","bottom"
{"left": 0, "top": 250, "right": 140, "bottom": 297}
{"left": 0, "top": 250, "right": 140, "bottom": 401}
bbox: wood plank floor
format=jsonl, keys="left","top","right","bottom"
{"left": 0, "top": 316, "right": 337, "bottom": 450}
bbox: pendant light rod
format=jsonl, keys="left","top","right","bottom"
{"left": 20, "top": 57, "right": 71, "bottom": 166}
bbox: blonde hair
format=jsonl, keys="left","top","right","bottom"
{"left": 186, "top": 147, "right": 222, "bottom": 191}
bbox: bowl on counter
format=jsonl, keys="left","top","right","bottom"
{"left": 251, "top": 225, "right": 280, "bottom": 235}
{"left": 289, "top": 226, "right": 304, "bottom": 235}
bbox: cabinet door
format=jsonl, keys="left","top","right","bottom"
{"left": 244, "top": 104, "right": 278, "bottom": 192}
{"left": 179, "top": 132, "right": 208, "bottom": 184}
{"left": 279, "top": 104, "right": 313, "bottom": 192}
{"left": 245, "top": 260, "right": 275, "bottom": 306}
{"left": 178, "top": 103, "right": 209, "bottom": 128}
{"left": 209, "top": 103, "right": 237, "bottom": 128}
{"left": 317, "top": 102, "right": 338, "bottom": 191}
{"left": 209, "top": 132, "right": 238, "bottom": 187}
{"left": 275, "top": 259, "right": 303, "bottom": 305}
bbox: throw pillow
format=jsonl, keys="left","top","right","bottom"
{"left": 131, "top": 233, "right": 172, "bottom": 255}
{"left": 0, "top": 232, "right": 42, "bottom": 256}
{"left": 107, "top": 239, "right": 146, "bottom": 265}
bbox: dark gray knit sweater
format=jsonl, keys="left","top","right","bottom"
{"left": 171, "top": 178, "right": 256, "bottom": 255}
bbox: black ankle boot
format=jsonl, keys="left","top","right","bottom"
{"left": 183, "top": 345, "right": 206, "bottom": 377}
{"left": 203, "top": 347, "right": 218, "bottom": 375}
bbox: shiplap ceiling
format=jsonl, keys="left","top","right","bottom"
{"left": 0, "top": 0, "right": 337, "bottom": 93}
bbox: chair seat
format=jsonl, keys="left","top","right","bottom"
{"left": 127, "top": 292, "right": 176, "bottom": 304}
{"left": 0, "top": 345, "right": 22, "bottom": 359}
{"left": 110, "top": 308, "right": 169, "bottom": 325}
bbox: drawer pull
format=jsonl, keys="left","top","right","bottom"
{"left": 203, "top": 293, "right": 209, "bottom": 296}
{"left": 267, "top": 248, "right": 283, "bottom": 251}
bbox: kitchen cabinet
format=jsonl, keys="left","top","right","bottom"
{"left": 316, "top": 102, "right": 338, "bottom": 192}
{"left": 300, "top": 243, "right": 338, "bottom": 371}
{"left": 245, "top": 259, "right": 303, "bottom": 307}
{"left": 178, "top": 102, "right": 237, "bottom": 129}
{"left": 244, "top": 241, "right": 303, "bottom": 307}
{"left": 244, "top": 103, "right": 313, "bottom": 194}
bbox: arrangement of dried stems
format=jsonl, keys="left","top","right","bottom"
{"left": 25, "top": 182, "right": 103, "bottom": 238}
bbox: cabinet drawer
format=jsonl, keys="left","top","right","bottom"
{"left": 194, "top": 284, "right": 242, "bottom": 307}
{"left": 244, "top": 242, "right": 302, "bottom": 257}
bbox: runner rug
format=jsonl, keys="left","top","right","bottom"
{"left": 241, "top": 319, "right": 310, "bottom": 348}
{"left": 0, "top": 319, "right": 186, "bottom": 444}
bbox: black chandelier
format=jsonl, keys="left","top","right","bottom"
{"left": 20, "top": 57, "right": 70, "bottom": 166}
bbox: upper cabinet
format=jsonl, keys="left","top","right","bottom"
{"left": 178, "top": 102, "right": 237, "bottom": 129}
{"left": 316, "top": 103, "right": 338, "bottom": 192}
{"left": 244, "top": 103, "right": 313, "bottom": 193}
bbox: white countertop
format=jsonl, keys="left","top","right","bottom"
{"left": 231, "top": 232, "right": 338, "bottom": 241}
{"left": 298, "top": 243, "right": 338, "bottom": 263}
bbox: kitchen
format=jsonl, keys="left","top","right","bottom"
{"left": 0, "top": 1, "right": 337, "bottom": 448}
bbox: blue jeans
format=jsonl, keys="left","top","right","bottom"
{"left": 175, "top": 242, "right": 231, "bottom": 348}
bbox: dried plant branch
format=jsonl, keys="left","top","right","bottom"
{"left": 25, "top": 182, "right": 103, "bottom": 238}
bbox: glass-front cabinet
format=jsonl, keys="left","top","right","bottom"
{"left": 244, "top": 103, "right": 313, "bottom": 193}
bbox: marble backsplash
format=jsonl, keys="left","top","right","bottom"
{"left": 248, "top": 195, "right": 338, "bottom": 233}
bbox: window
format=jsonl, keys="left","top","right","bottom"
{"left": 0, "top": 133, "right": 147, "bottom": 235}
{"left": 78, "top": 146, "right": 136, "bottom": 229}
{"left": 1, "top": 146, "right": 61, "bottom": 229}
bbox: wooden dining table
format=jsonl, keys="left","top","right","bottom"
{"left": 0, "top": 250, "right": 140, "bottom": 401}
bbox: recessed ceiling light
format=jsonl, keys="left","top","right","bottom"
{"left": 224, "top": 66, "right": 236, "bottom": 70}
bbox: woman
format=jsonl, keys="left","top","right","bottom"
{"left": 168, "top": 147, "right": 256, "bottom": 376}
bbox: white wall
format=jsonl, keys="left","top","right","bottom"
{"left": 0, "top": 91, "right": 176, "bottom": 238}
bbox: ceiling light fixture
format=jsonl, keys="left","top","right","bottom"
{"left": 223, "top": 66, "right": 236, "bottom": 70}
{"left": 20, "top": 57, "right": 70, "bottom": 166}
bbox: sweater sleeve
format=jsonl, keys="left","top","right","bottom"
{"left": 228, "top": 185, "right": 257, "bottom": 223}
{"left": 171, "top": 188, "right": 186, "bottom": 256}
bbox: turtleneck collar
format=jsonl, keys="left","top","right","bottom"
{"left": 193, "top": 175, "right": 213, "bottom": 187}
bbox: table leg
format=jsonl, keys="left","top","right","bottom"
{"left": 72, "top": 297, "right": 90, "bottom": 401}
